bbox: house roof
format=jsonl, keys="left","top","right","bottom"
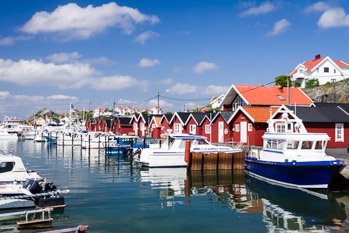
{"left": 173, "top": 112, "right": 191, "bottom": 125}
{"left": 290, "top": 56, "right": 349, "bottom": 75}
{"left": 187, "top": 112, "right": 208, "bottom": 125}
{"left": 211, "top": 111, "right": 231, "bottom": 124}
{"left": 118, "top": 117, "right": 132, "bottom": 126}
{"left": 222, "top": 84, "right": 313, "bottom": 107}
{"left": 164, "top": 113, "right": 173, "bottom": 122}
{"left": 242, "top": 106, "right": 278, "bottom": 123}
{"left": 228, "top": 106, "right": 278, "bottom": 123}
{"left": 288, "top": 103, "right": 349, "bottom": 123}
{"left": 149, "top": 115, "right": 162, "bottom": 126}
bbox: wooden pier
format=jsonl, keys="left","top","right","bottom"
{"left": 188, "top": 151, "right": 246, "bottom": 171}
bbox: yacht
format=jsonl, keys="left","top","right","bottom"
{"left": 0, "top": 150, "right": 42, "bottom": 183}
{"left": 82, "top": 132, "right": 117, "bottom": 149}
{"left": 138, "top": 134, "right": 242, "bottom": 168}
{"left": 245, "top": 108, "right": 344, "bottom": 189}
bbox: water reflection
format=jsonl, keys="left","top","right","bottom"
{"left": 141, "top": 167, "right": 349, "bottom": 232}
{"left": 1, "top": 140, "right": 349, "bottom": 232}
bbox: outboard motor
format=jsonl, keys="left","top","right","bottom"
{"left": 23, "top": 179, "right": 43, "bottom": 194}
{"left": 43, "top": 182, "right": 57, "bottom": 192}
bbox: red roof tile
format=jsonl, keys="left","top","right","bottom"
{"left": 242, "top": 106, "right": 278, "bottom": 123}
{"left": 334, "top": 60, "right": 349, "bottom": 69}
{"left": 234, "top": 85, "right": 313, "bottom": 106}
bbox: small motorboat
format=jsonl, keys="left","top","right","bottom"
{"left": 139, "top": 134, "right": 242, "bottom": 168}
{"left": 245, "top": 106, "right": 344, "bottom": 189}
{"left": 0, "top": 150, "right": 42, "bottom": 184}
{"left": 105, "top": 135, "right": 139, "bottom": 156}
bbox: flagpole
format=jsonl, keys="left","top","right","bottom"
{"left": 69, "top": 102, "right": 72, "bottom": 130}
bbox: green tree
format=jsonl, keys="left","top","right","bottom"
{"left": 275, "top": 75, "right": 292, "bottom": 87}
{"left": 305, "top": 78, "right": 319, "bottom": 89}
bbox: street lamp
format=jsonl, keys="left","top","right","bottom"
{"left": 157, "top": 89, "right": 170, "bottom": 115}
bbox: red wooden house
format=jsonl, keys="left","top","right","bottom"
{"left": 229, "top": 106, "right": 278, "bottom": 146}
{"left": 129, "top": 113, "right": 140, "bottom": 136}
{"left": 170, "top": 112, "right": 191, "bottom": 134}
{"left": 220, "top": 84, "right": 314, "bottom": 111}
{"left": 210, "top": 112, "right": 233, "bottom": 144}
{"left": 148, "top": 115, "right": 163, "bottom": 138}
{"left": 159, "top": 113, "right": 173, "bottom": 134}
{"left": 286, "top": 103, "right": 349, "bottom": 150}
{"left": 111, "top": 117, "right": 133, "bottom": 135}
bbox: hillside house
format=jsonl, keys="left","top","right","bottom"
{"left": 290, "top": 55, "right": 349, "bottom": 88}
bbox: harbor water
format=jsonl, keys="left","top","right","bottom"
{"left": 1, "top": 140, "right": 349, "bottom": 232}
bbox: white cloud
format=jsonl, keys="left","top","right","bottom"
{"left": 304, "top": 2, "right": 349, "bottom": 29}
{"left": 20, "top": 2, "right": 159, "bottom": 40}
{"left": 0, "top": 58, "right": 96, "bottom": 88}
{"left": 46, "top": 51, "right": 81, "bottom": 63}
{"left": 304, "top": 2, "right": 331, "bottom": 13}
{"left": 0, "top": 91, "right": 80, "bottom": 118}
{"left": 138, "top": 58, "right": 160, "bottom": 68}
{"left": 0, "top": 58, "right": 147, "bottom": 91}
{"left": 133, "top": 30, "right": 159, "bottom": 44}
{"left": 147, "top": 99, "right": 173, "bottom": 108}
{"left": 318, "top": 7, "right": 349, "bottom": 28}
{"left": 266, "top": 19, "right": 290, "bottom": 36}
{"left": 92, "top": 75, "right": 148, "bottom": 91}
{"left": 0, "top": 36, "right": 30, "bottom": 46}
{"left": 169, "top": 83, "right": 198, "bottom": 94}
{"left": 47, "top": 94, "right": 78, "bottom": 101}
{"left": 240, "top": 2, "right": 278, "bottom": 17}
{"left": 193, "top": 61, "right": 218, "bottom": 74}
{"left": 0, "top": 91, "right": 10, "bottom": 98}
{"left": 203, "top": 85, "right": 229, "bottom": 95}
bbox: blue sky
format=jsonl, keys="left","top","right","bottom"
{"left": 0, "top": 0, "right": 349, "bottom": 118}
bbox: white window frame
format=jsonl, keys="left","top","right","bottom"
{"left": 248, "top": 123, "right": 253, "bottom": 132}
{"left": 189, "top": 124, "right": 196, "bottom": 134}
{"left": 276, "top": 123, "right": 286, "bottom": 133}
{"left": 335, "top": 123, "right": 344, "bottom": 142}
{"left": 235, "top": 124, "right": 240, "bottom": 132}
{"left": 205, "top": 125, "right": 211, "bottom": 134}
{"left": 174, "top": 123, "right": 182, "bottom": 134}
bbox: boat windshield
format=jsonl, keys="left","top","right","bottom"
{"left": 192, "top": 139, "right": 210, "bottom": 146}
{"left": 286, "top": 141, "right": 299, "bottom": 150}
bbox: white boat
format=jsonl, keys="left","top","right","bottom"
{"left": 82, "top": 132, "right": 116, "bottom": 149}
{"left": 57, "top": 132, "right": 83, "bottom": 146}
{"left": 20, "top": 126, "right": 36, "bottom": 140}
{"left": 0, "top": 150, "right": 42, "bottom": 183}
{"left": 245, "top": 107, "right": 344, "bottom": 189}
{"left": 139, "top": 134, "right": 242, "bottom": 168}
{"left": 33, "top": 129, "right": 46, "bottom": 142}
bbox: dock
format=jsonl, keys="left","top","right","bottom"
{"left": 188, "top": 151, "right": 246, "bottom": 171}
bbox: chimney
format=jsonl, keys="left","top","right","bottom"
{"left": 315, "top": 54, "right": 321, "bottom": 60}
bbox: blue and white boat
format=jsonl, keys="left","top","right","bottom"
{"left": 105, "top": 135, "right": 139, "bottom": 156}
{"left": 245, "top": 107, "right": 344, "bottom": 189}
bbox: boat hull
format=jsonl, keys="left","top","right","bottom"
{"left": 245, "top": 157, "right": 344, "bottom": 189}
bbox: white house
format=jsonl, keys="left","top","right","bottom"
{"left": 210, "top": 94, "right": 225, "bottom": 109}
{"left": 290, "top": 54, "right": 349, "bottom": 88}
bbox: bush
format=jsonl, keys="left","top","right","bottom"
{"left": 305, "top": 79, "right": 319, "bottom": 89}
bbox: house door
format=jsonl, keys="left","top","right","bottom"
{"left": 240, "top": 121, "right": 247, "bottom": 143}
{"left": 133, "top": 123, "right": 138, "bottom": 136}
{"left": 218, "top": 121, "right": 224, "bottom": 143}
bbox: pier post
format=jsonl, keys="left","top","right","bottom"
{"left": 218, "top": 152, "right": 233, "bottom": 170}
{"left": 203, "top": 152, "right": 218, "bottom": 171}
{"left": 233, "top": 152, "right": 246, "bottom": 170}
{"left": 190, "top": 152, "right": 203, "bottom": 171}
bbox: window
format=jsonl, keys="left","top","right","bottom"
{"left": 335, "top": 123, "right": 344, "bottom": 142}
{"left": 324, "top": 67, "right": 329, "bottom": 73}
{"left": 189, "top": 124, "right": 196, "bottom": 134}
{"left": 287, "top": 123, "right": 292, "bottom": 132}
{"left": 277, "top": 95, "right": 285, "bottom": 101}
{"left": 315, "top": 141, "right": 323, "bottom": 150}
{"left": 287, "top": 141, "right": 299, "bottom": 150}
{"left": 174, "top": 123, "right": 182, "bottom": 134}
{"left": 0, "top": 162, "right": 14, "bottom": 173}
{"left": 205, "top": 125, "right": 211, "bottom": 134}
{"left": 276, "top": 124, "right": 285, "bottom": 133}
{"left": 248, "top": 123, "right": 253, "bottom": 132}
{"left": 334, "top": 69, "right": 336, "bottom": 73}
{"left": 331, "top": 79, "right": 336, "bottom": 83}
{"left": 235, "top": 124, "right": 240, "bottom": 132}
{"left": 301, "top": 141, "right": 313, "bottom": 150}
